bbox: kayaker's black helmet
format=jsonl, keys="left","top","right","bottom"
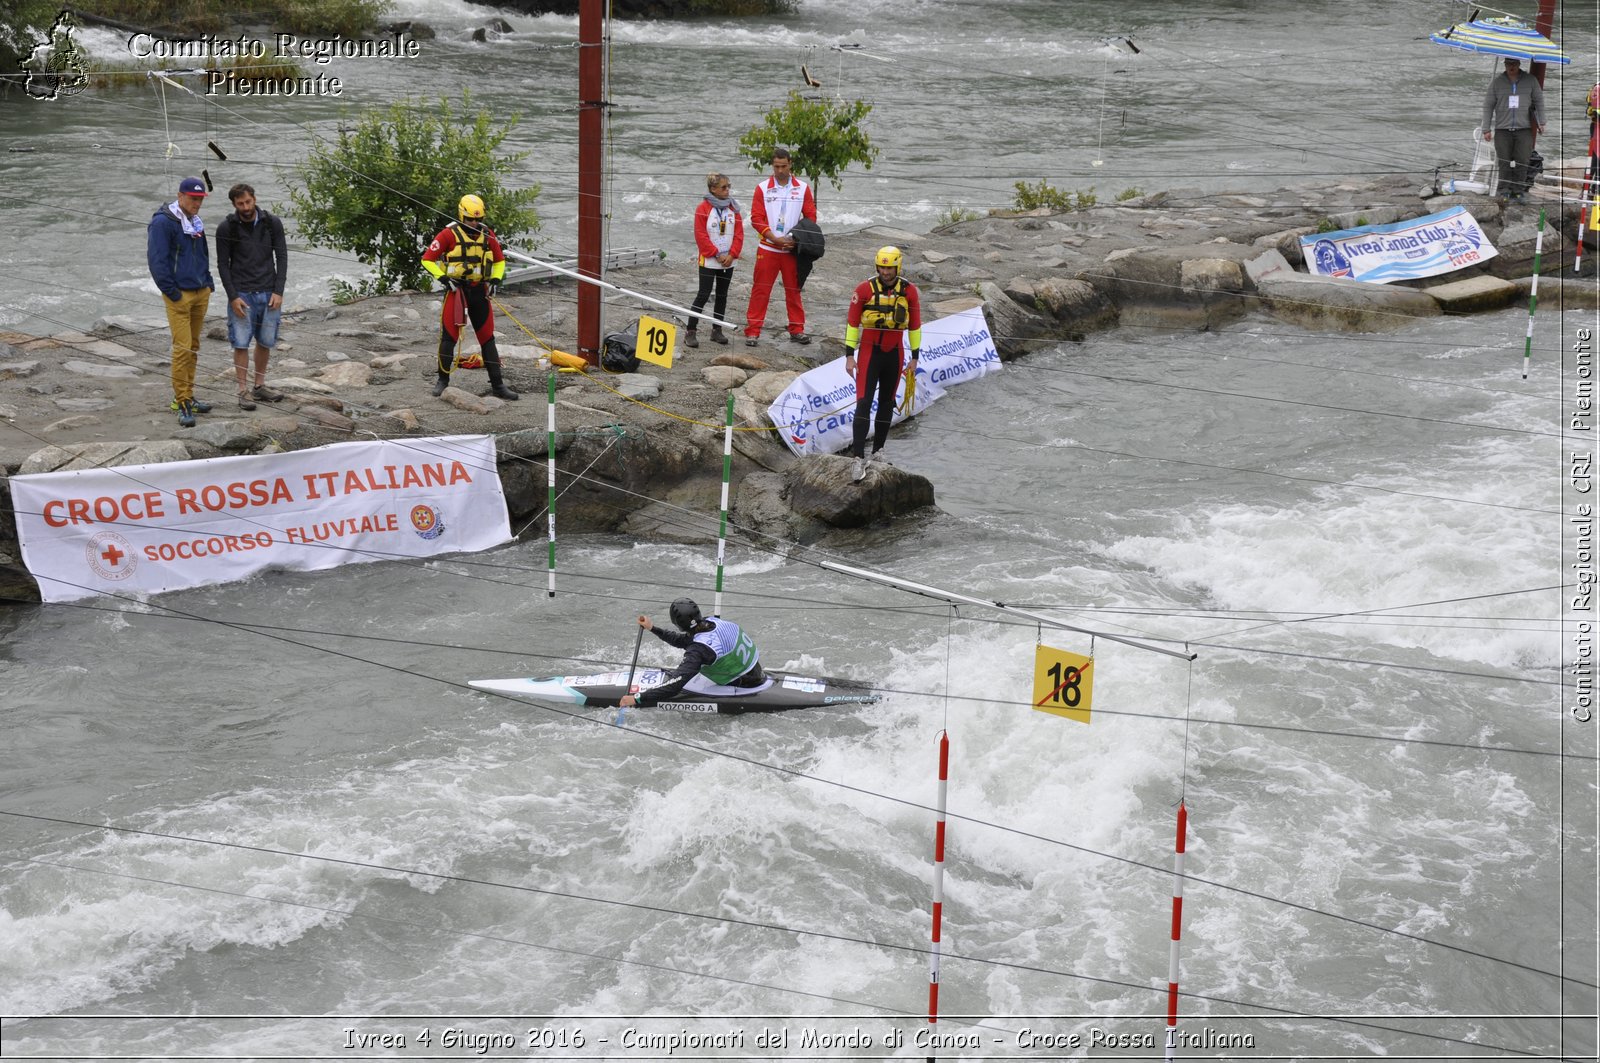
{"left": 669, "top": 597, "right": 703, "bottom": 631}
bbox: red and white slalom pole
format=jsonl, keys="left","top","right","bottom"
{"left": 927, "top": 731, "right": 949, "bottom": 1062}
{"left": 712, "top": 393, "right": 733, "bottom": 618}
{"left": 1575, "top": 154, "right": 1595, "bottom": 274}
{"left": 1164, "top": 801, "right": 1188, "bottom": 1062}
{"left": 546, "top": 372, "right": 557, "bottom": 597}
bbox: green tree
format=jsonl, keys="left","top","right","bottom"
{"left": 737, "top": 91, "right": 877, "bottom": 198}
{"left": 289, "top": 92, "right": 539, "bottom": 295}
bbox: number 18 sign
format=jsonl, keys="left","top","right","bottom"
{"left": 1032, "top": 644, "right": 1094, "bottom": 724}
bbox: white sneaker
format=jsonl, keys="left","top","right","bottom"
{"left": 870, "top": 449, "right": 892, "bottom": 468}
{"left": 851, "top": 457, "right": 865, "bottom": 482}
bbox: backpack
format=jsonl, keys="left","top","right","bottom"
{"left": 601, "top": 329, "right": 640, "bottom": 373}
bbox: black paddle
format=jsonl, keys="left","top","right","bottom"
{"left": 615, "top": 621, "right": 645, "bottom": 724}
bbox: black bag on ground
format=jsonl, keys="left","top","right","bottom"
{"left": 601, "top": 329, "right": 640, "bottom": 373}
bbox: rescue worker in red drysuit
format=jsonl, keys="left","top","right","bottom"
{"left": 421, "top": 194, "right": 518, "bottom": 400}
{"left": 843, "top": 245, "right": 922, "bottom": 481}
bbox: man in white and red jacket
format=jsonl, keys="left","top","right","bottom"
{"left": 743, "top": 147, "right": 817, "bottom": 346}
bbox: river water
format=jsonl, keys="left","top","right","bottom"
{"left": 2, "top": 0, "right": 1597, "bottom": 1060}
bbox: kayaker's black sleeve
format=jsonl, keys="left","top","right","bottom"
{"left": 635, "top": 640, "right": 716, "bottom": 706}
{"left": 648, "top": 626, "right": 693, "bottom": 650}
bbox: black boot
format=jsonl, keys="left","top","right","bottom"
{"left": 685, "top": 329, "right": 699, "bottom": 349}
{"left": 431, "top": 372, "right": 450, "bottom": 397}
{"left": 710, "top": 326, "right": 729, "bottom": 345}
{"left": 487, "top": 366, "right": 519, "bottom": 401}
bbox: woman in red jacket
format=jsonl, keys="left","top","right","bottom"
{"left": 687, "top": 172, "right": 744, "bottom": 347}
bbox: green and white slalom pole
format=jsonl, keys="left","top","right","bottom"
{"left": 1523, "top": 208, "right": 1546, "bottom": 380}
{"left": 546, "top": 371, "right": 557, "bottom": 597}
{"left": 713, "top": 393, "right": 734, "bottom": 618}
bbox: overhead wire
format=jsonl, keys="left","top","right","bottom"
{"left": 0, "top": 18, "right": 1580, "bottom": 1037}
{"left": 0, "top": 841, "right": 1548, "bottom": 1059}
{"left": 0, "top": 393, "right": 1565, "bottom": 699}
{"left": 6, "top": 735, "right": 1596, "bottom": 1007}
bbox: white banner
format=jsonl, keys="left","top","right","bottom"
{"left": 766, "top": 305, "right": 1001, "bottom": 456}
{"left": 11, "top": 435, "right": 511, "bottom": 603}
{"left": 1299, "top": 205, "right": 1498, "bottom": 284}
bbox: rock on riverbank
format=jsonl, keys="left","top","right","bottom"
{"left": 1, "top": 175, "right": 1592, "bottom": 602}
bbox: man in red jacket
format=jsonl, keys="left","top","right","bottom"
{"left": 844, "top": 246, "right": 922, "bottom": 481}
{"left": 744, "top": 148, "right": 816, "bottom": 347}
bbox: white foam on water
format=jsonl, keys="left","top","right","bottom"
{"left": 1106, "top": 434, "right": 1557, "bottom": 670}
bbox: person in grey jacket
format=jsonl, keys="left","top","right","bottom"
{"left": 215, "top": 183, "right": 288, "bottom": 409}
{"left": 1481, "top": 57, "right": 1547, "bottom": 202}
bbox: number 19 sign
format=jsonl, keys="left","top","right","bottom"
{"left": 635, "top": 314, "right": 676, "bottom": 368}
{"left": 1032, "top": 644, "right": 1094, "bottom": 724}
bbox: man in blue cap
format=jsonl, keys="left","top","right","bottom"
{"left": 147, "top": 176, "right": 216, "bottom": 427}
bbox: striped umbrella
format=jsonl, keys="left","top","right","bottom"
{"left": 1430, "top": 15, "right": 1570, "bottom": 64}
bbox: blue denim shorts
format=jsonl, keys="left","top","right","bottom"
{"left": 228, "top": 290, "right": 281, "bottom": 350}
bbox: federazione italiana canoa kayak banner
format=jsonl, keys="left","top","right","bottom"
{"left": 1298, "top": 205, "right": 1498, "bottom": 284}
{"left": 766, "top": 304, "right": 1001, "bottom": 457}
{"left": 11, "top": 435, "right": 511, "bottom": 603}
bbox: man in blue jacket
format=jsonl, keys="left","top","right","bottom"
{"left": 147, "top": 176, "right": 216, "bottom": 427}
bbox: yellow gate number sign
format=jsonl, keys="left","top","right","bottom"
{"left": 635, "top": 314, "right": 676, "bottom": 368}
{"left": 1032, "top": 644, "right": 1094, "bottom": 724}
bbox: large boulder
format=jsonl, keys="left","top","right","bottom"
{"left": 1255, "top": 272, "right": 1442, "bottom": 331}
{"left": 1031, "top": 278, "right": 1118, "bottom": 334}
{"left": 1486, "top": 215, "right": 1569, "bottom": 279}
{"left": 973, "top": 283, "right": 1054, "bottom": 360}
{"left": 731, "top": 469, "right": 824, "bottom": 543}
{"left": 1422, "top": 275, "right": 1521, "bottom": 314}
{"left": 19, "top": 440, "right": 191, "bottom": 475}
{"left": 1178, "top": 257, "right": 1249, "bottom": 326}
{"left": 784, "top": 454, "right": 935, "bottom": 529}
{"left": 1510, "top": 275, "right": 1600, "bottom": 310}
{"left": 702, "top": 365, "right": 748, "bottom": 390}
{"left": 318, "top": 361, "right": 373, "bottom": 388}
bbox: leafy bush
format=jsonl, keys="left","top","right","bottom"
{"left": 44, "top": 0, "right": 392, "bottom": 36}
{"left": 278, "top": 0, "right": 393, "bottom": 36}
{"left": 289, "top": 92, "right": 539, "bottom": 295}
{"left": 937, "top": 205, "right": 982, "bottom": 226}
{"left": 738, "top": 91, "right": 878, "bottom": 198}
{"left": 1012, "top": 179, "right": 1095, "bottom": 213}
{"left": 1115, "top": 186, "right": 1144, "bottom": 202}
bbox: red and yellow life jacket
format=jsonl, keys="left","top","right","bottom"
{"left": 859, "top": 276, "right": 910, "bottom": 331}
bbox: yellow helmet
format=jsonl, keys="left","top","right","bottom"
{"left": 458, "top": 194, "right": 486, "bottom": 224}
{"left": 875, "top": 245, "right": 902, "bottom": 270}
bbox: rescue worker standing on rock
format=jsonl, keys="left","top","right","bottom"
{"left": 421, "top": 194, "right": 518, "bottom": 400}
{"left": 844, "top": 246, "right": 922, "bottom": 482}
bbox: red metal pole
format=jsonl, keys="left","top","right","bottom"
{"left": 1527, "top": 0, "right": 1556, "bottom": 153}
{"left": 927, "top": 731, "right": 949, "bottom": 1062}
{"left": 576, "top": 0, "right": 604, "bottom": 365}
{"left": 1533, "top": 0, "right": 1556, "bottom": 86}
